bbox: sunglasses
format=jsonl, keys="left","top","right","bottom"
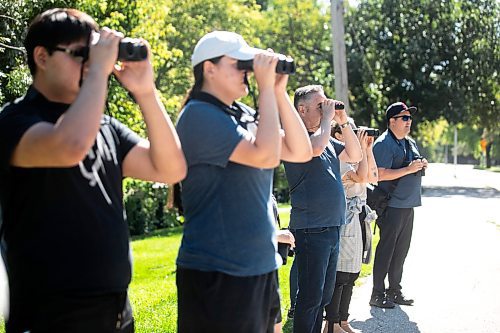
{"left": 49, "top": 46, "right": 89, "bottom": 62}
{"left": 393, "top": 115, "right": 413, "bottom": 121}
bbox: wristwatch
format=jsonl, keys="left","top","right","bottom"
{"left": 340, "top": 122, "right": 349, "bottom": 129}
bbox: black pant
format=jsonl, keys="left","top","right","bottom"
{"left": 177, "top": 268, "right": 280, "bottom": 333}
{"left": 325, "top": 271, "right": 360, "bottom": 323}
{"left": 372, "top": 207, "right": 414, "bottom": 295}
{"left": 6, "top": 292, "right": 134, "bottom": 333}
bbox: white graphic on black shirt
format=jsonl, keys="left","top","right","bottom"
{"left": 78, "top": 130, "right": 118, "bottom": 205}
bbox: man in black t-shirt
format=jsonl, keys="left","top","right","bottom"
{"left": 0, "top": 8, "right": 186, "bottom": 333}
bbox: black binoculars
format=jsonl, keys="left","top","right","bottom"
{"left": 404, "top": 157, "right": 426, "bottom": 176}
{"left": 118, "top": 38, "right": 147, "bottom": 61}
{"left": 91, "top": 33, "right": 147, "bottom": 61}
{"left": 353, "top": 128, "right": 380, "bottom": 137}
{"left": 237, "top": 55, "right": 296, "bottom": 74}
{"left": 414, "top": 157, "right": 426, "bottom": 176}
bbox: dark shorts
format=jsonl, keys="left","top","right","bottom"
{"left": 6, "top": 291, "right": 134, "bottom": 333}
{"left": 177, "top": 267, "right": 281, "bottom": 333}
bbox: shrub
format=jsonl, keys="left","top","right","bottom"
{"left": 123, "top": 179, "right": 179, "bottom": 236}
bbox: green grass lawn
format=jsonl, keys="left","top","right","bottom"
{"left": 0, "top": 205, "right": 379, "bottom": 333}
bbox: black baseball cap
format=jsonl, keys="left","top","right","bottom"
{"left": 386, "top": 102, "right": 417, "bottom": 121}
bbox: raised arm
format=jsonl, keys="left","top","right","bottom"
{"left": 345, "top": 129, "right": 370, "bottom": 183}
{"left": 11, "top": 29, "right": 122, "bottom": 167}
{"left": 309, "top": 99, "right": 337, "bottom": 156}
{"left": 337, "top": 108, "right": 362, "bottom": 163}
{"left": 274, "top": 74, "right": 312, "bottom": 163}
{"left": 118, "top": 40, "right": 186, "bottom": 184}
{"left": 365, "top": 136, "right": 379, "bottom": 183}
{"left": 229, "top": 53, "right": 282, "bottom": 169}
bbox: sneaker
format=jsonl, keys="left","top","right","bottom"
{"left": 369, "top": 294, "right": 395, "bottom": 308}
{"left": 287, "top": 307, "right": 295, "bottom": 319}
{"left": 387, "top": 291, "right": 414, "bottom": 306}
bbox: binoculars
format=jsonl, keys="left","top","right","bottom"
{"left": 118, "top": 38, "right": 147, "bottom": 61}
{"left": 353, "top": 128, "right": 380, "bottom": 137}
{"left": 92, "top": 33, "right": 147, "bottom": 61}
{"left": 414, "top": 157, "right": 426, "bottom": 176}
{"left": 403, "top": 157, "right": 426, "bottom": 176}
{"left": 237, "top": 54, "right": 296, "bottom": 74}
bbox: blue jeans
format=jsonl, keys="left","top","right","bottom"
{"left": 292, "top": 226, "right": 341, "bottom": 333}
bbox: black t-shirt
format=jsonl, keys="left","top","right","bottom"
{"left": 0, "top": 86, "right": 140, "bottom": 300}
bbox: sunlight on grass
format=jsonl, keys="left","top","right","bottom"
{"left": 129, "top": 227, "right": 182, "bottom": 333}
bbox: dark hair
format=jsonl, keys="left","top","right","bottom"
{"left": 180, "top": 56, "right": 223, "bottom": 109}
{"left": 293, "top": 85, "right": 324, "bottom": 110}
{"left": 25, "top": 8, "right": 98, "bottom": 75}
{"left": 331, "top": 123, "right": 342, "bottom": 137}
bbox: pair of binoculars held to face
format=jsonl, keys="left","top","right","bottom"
{"left": 353, "top": 128, "right": 380, "bottom": 137}
{"left": 237, "top": 54, "right": 296, "bottom": 75}
{"left": 117, "top": 38, "right": 147, "bottom": 61}
{"left": 91, "top": 33, "right": 147, "bottom": 61}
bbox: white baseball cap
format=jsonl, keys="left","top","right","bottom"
{"left": 191, "top": 31, "right": 264, "bottom": 68}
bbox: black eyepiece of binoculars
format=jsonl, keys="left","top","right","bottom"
{"left": 118, "top": 38, "right": 147, "bottom": 61}
{"left": 237, "top": 55, "right": 296, "bottom": 74}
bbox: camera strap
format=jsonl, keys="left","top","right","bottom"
{"left": 388, "top": 129, "right": 412, "bottom": 165}
{"left": 190, "top": 91, "right": 258, "bottom": 126}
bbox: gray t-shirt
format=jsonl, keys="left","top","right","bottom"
{"left": 373, "top": 130, "right": 422, "bottom": 208}
{"left": 176, "top": 98, "right": 280, "bottom": 277}
{"left": 284, "top": 137, "right": 346, "bottom": 229}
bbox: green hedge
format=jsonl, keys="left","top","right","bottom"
{"left": 123, "top": 179, "right": 180, "bottom": 236}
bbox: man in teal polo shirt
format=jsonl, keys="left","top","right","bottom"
{"left": 284, "top": 85, "right": 362, "bottom": 333}
{"left": 370, "top": 102, "right": 428, "bottom": 308}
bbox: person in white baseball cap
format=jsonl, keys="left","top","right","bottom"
{"left": 191, "top": 31, "right": 263, "bottom": 68}
{"left": 174, "top": 31, "right": 313, "bottom": 333}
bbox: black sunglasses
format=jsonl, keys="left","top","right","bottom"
{"left": 393, "top": 115, "right": 413, "bottom": 121}
{"left": 49, "top": 46, "right": 89, "bottom": 62}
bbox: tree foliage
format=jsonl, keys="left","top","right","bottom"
{"left": 344, "top": 0, "right": 499, "bottom": 131}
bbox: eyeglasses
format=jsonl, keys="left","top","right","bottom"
{"left": 393, "top": 115, "right": 413, "bottom": 122}
{"left": 49, "top": 46, "right": 89, "bottom": 62}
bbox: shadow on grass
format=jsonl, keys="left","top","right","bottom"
{"left": 422, "top": 186, "right": 500, "bottom": 198}
{"left": 131, "top": 226, "right": 183, "bottom": 241}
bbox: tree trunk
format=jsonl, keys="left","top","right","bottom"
{"left": 485, "top": 142, "right": 492, "bottom": 168}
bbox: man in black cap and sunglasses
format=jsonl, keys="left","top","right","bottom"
{"left": 0, "top": 8, "right": 186, "bottom": 332}
{"left": 369, "top": 102, "right": 428, "bottom": 308}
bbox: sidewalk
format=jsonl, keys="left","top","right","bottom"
{"left": 345, "top": 163, "right": 500, "bottom": 333}
{"left": 422, "top": 163, "right": 500, "bottom": 191}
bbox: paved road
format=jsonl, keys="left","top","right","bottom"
{"left": 346, "top": 163, "right": 500, "bottom": 333}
